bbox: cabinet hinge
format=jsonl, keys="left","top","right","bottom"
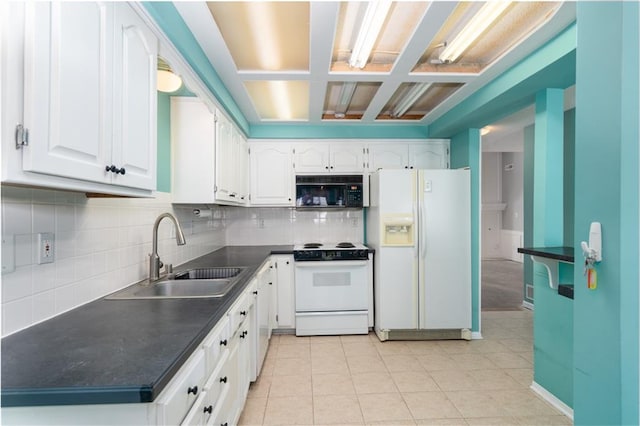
{"left": 446, "top": 148, "right": 449, "bottom": 155}
{"left": 214, "top": 185, "right": 218, "bottom": 193}
{"left": 276, "top": 314, "right": 279, "bottom": 322}
{"left": 15, "top": 124, "right": 29, "bottom": 149}
{"left": 292, "top": 148, "right": 296, "bottom": 154}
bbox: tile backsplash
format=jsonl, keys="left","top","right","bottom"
{"left": 1, "top": 186, "right": 364, "bottom": 336}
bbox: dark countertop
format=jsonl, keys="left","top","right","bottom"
{"left": 517, "top": 246, "right": 574, "bottom": 263}
{"left": 1, "top": 245, "right": 293, "bottom": 407}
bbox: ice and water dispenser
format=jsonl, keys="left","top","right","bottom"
{"left": 381, "top": 215, "right": 414, "bottom": 246}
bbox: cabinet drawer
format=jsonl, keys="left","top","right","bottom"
{"left": 201, "top": 316, "right": 230, "bottom": 377}
{"left": 180, "top": 391, "right": 209, "bottom": 426}
{"left": 228, "top": 285, "right": 255, "bottom": 333}
{"left": 203, "top": 349, "right": 230, "bottom": 405}
{"left": 156, "top": 350, "right": 206, "bottom": 426}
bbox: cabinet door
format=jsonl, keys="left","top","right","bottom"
{"left": 330, "top": 143, "right": 365, "bottom": 173}
{"left": 367, "top": 143, "right": 409, "bottom": 171}
{"left": 171, "top": 98, "right": 216, "bottom": 203}
{"left": 215, "top": 112, "right": 234, "bottom": 201}
{"left": 249, "top": 143, "right": 294, "bottom": 206}
{"left": 22, "top": 2, "right": 112, "bottom": 183}
{"left": 111, "top": 3, "right": 157, "bottom": 190}
{"left": 293, "top": 143, "right": 329, "bottom": 173}
{"left": 408, "top": 142, "right": 449, "bottom": 169}
{"left": 232, "top": 128, "right": 248, "bottom": 203}
{"left": 273, "top": 255, "right": 295, "bottom": 329}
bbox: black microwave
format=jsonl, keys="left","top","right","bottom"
{"left": 295, "top": 175, "right": 363, "bottom": 209}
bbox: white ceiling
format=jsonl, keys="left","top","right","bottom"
{"left": 171, "top": 1, "right": 576, "bottom": 129}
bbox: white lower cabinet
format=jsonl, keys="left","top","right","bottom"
{"left": 2, "top": 261, "right": 275, "bottom": 426}
{"left": 156, "top": 350, "right": 207, "bottom": 426}
{"left": 272, "top": 255, "right": 295, "bottom": 330}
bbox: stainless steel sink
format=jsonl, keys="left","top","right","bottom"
{"left": 106, "top": 267, "right": 247, "bottom": 299}
{"left": 173, "top": 267, "right": 244, "bottom": 280}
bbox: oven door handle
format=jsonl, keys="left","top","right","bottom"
{"left": 294, "top": 260, "right": 369, "bottom": 268}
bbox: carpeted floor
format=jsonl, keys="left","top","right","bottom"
{"left": 482, "top": 260, "right": 525, "bottom": 311}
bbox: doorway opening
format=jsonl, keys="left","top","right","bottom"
{"left": 480, "top": 108, "right": 531, "bottom": 311}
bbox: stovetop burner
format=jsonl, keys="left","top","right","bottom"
{"left": 336, "top": 242, "right": 355, "bottom": 248}
{"left": 303, "top": 243, "right": 323, "bottom": 249}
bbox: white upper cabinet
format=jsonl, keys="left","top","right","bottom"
{"left": 171, "top": 97, "right": 216, "bottom": 203}
{"left": 171, "top": 97, "right": 247, "bottom": 205}
{"left": 22, "top": 2, "right": 113, "bottom": 184}
{"left": 214, "top": 112, "right": 235, "bottom": 202}
{"left": 2, "top": 2, "right": 158, "bottom": 195}
{"left": 293, "top": 142, "right": 364, "bottom": 174}
{"left": 366, "top": 143, "right": 409, "bottom": 171}
{"left": 248, "top": 142, "right": 294, "bottom": 206}
{"left": 408, "top": 141, "right": 449, "bottom": 169}
{"left": 112, "top": 2, "right": 158, "bottom": 190}
{"left": 366, "top": 140, "right": 449, "bottom": 171}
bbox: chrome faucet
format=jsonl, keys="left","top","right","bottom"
{"left": 149, "top": 213, "right": 186, "bottom": 281}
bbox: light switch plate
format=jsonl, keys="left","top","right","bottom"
{"left": 37, "top": 232, "right": 55, "bottom": 264}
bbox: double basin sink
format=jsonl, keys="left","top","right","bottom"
{"left": 107, "top": 267, "right": 247, "bottom": 299}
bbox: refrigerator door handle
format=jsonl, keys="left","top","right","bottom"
{"left": 420, "top": 207, "right": 427, "bottom": 258}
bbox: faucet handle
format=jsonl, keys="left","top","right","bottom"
{"left": 164, "top": 263, "right": 173, "bottom": 274}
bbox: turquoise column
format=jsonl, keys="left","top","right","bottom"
{"left": 531, "top": 88, "right": 573, "bottom": 408}
{"left": 574, "top": 2, "right": 639, "bottom": 424}
{"left": 450, "top": 128, "right": 481, "bottom": 333}
{"left": 533, "top": 88, "right": 564, "bottom": 246}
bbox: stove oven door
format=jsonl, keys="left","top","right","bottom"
{"left": 294, "top": 260, "right": 369, "bottom": 336}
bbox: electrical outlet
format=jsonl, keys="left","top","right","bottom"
{"left": 38, "top": 232, "right": 55, "bottom": 264}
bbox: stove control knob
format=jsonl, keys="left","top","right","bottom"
{"left": 359, "top": 250, "right": 368, "bottom": 258}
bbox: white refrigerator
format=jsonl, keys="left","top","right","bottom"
{"left": 368, "top": 169, "right": 471, "bottom": 339}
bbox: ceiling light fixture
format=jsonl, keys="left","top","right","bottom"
{"left": 157, "top": 57, "right": 182, "bottom": 93}
{"left": 391, "top": 83, "right": 431, "bottom": 118}
{"left": 480, "top": 126, "right": 491, "bottom": 136}
{"left": 438, "top": 1, "right": 512, "bottom": 64}
{"left": 349, "top": 0, "right": 393, "bottom": 69}
{"left": 334, "top": 82, "right": 357, "bottom": 118}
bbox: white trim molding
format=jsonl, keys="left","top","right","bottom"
{"left": 530, "top": 381, "right": 574, "bottom": 420}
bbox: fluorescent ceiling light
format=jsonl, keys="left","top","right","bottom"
{"left": 392, "top": 83, "right": 431, "bottom": 118}
{"left": 349, "top": 0, "right": 393, "bottom": 69}
{"left": 157, "top": 57, "right": 182, "bottom": 93}
{"left": 439, "top": 1, "right": 512, "bottom": 64}
{"left": 335, "top": 82, "right": 357, "bottom": 118}
{"left": 480, "top": 126, "right": 491, "bottom": 136}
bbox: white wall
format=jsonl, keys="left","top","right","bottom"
{"left": 502, "top": 152, "right": 524, "bottom": 231}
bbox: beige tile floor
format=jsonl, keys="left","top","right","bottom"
{"left": 239, "top": 310, "right": 572, "bottom": 425}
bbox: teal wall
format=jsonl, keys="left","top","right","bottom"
{"left": 573, "top": 2, "right": 639, "bottom": 424}
{"left": 157, "top": 92, "right": 171, "bottom": 192}
{"left": 450, "top": 129, "right": 481, "bottom": 333}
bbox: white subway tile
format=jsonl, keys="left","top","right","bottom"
{"left": 2, "top": 297, "right": 32, "bottom": 336}
{"left": 32, "top": 290, "right": 56, "bottom": 324}
{"left": 3, "top": 203, "right": 32, "bottom": 236}
{"left": 1, "top": 265, "right": 32, "bottom": 302}
{"left": 33, "top": 203, "right": 56, "bottom": 234}
{"left": 14, "top": 234, "right": 33, "bottom": 267}
{"left": 55, "top": 282, "right": 79, "bottom": 314}
{"left": 55, "top": 204, "right": 75, "bottom": 233}
{"left": 32, "top": 262, "right": 56, "bottom": 294}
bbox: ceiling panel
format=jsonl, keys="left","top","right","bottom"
{"left": 207, "top": 2, "right": 310, "bottom": 71}
{"left": 244, "top": 80, "right": 309, "bottom": 120}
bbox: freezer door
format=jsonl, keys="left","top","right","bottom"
{"left": 374, "top": 169, "right": 419, "bottom": 330}
{"left": 418, "top": 169, "right": 472, "bottom": 329}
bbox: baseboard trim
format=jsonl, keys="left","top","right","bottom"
{"left": 522, "top": 301, "right": 534, "bottom": 311}
{"left": 530, "top": 381, "right": 574, "bottom": 420}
